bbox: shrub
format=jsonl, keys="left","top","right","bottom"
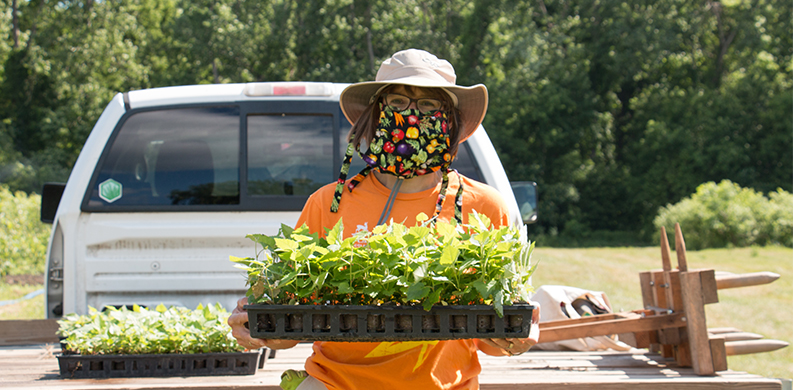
{"left": 654, "top": 180, "right": 793, "bottom": 250}
{"left": 0, "top": 184, "right": 50, "bottom": 276}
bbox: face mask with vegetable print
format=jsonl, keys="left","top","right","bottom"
{"left": 363, "top": 105, "right": 451, "bottom": 178}
{"left": 331, "top": 104, "right": 464, "bottom": 224}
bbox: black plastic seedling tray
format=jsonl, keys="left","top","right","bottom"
{"left": 245, "top": 303, "right": 534, "bottom": 342}
{"left": 57, "top": 350, "right": 261, "bottom": 379}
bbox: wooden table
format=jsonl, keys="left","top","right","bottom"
{"left": 0, "top": 343, "right": 784, "bottom": 390}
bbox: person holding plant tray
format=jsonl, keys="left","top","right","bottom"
{"left": 229, "top": 49, "right": 540, "bottom": 390}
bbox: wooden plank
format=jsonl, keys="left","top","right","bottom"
{"left": 1, "top": 344, "right": 784, "bottom": 390}
{"left": 708, "top": 327, "right": 741, "bottom": 334}
{"left": 539, "top": 314, "right": 625, "bottom": 331}
{"left": 711, "top": 332, "right": 764, "bottom": 342}
{"left": 539, "top": 313, "right": 686, "bottom": 344}
{"left": 716, "top": 272, "right": 780, "bottom": 290}
{"left": 639, "top": 271, "right": 663, "bottom": 353}
{"left": 680, "top": 271, "right": 715, "bottom": 375}
{"left": 665, "top": 270, "right": 684, "bottom": 313}
{"left": 710, "top": 336, "right": 728, "bottom": 372}
{"left": 675, "top": 342, "right": 693, "bottom": 368}
{"left": 617, "top": 331, "right": 653, "bottom": 349}
{"left": 652, "top": 271, "right": 669, "bottom": 313}
{"left": 0, "top": 319, "right": 59, "bottom": 346}
{"left": 700, "top": 269, "right": 719, "bottom": 305}
{"left": 663, "top": 270, "right": 683, "bottom": 348}
{"left": 639, "top": 272, "right": 655, "bottom": 309}
{"left": 725, "top": 339, "right": 790, "bottom": 356}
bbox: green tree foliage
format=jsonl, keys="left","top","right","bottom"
{"left": 655, "top": 180, "right": 793, "bottom": 249}
{"left": 0, "top": 184, "right": 49, "bottom": 276}
{"left": 0, "top": 0, "right": 789, "bottom": 246}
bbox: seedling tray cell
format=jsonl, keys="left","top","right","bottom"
{"left": 57, "top": 350, "right": 261, "bottom": 379}
{"left": 245, "top": 304, "right": 534, "bottom": 342}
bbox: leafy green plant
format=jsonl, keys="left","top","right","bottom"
{"left": 0, "top": 185, "right": 50, "bottom": 277}
{"left": 231, "top": 212, "right": 537, "bottom": 317}
{"left": 56, "top": 304, "right": 244, "bottom": 355}
{"left": 654, "top": 180, "right": 793, "bottom": 250}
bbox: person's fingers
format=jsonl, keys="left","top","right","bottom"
{"left": 228, "top": 297, "right": 268, "bottom": 350}
{"left": 486, "top": 338, "right": 511, "bottom": 350}
{"left": 233, "top": 296, "right": 249, "bottom": 313}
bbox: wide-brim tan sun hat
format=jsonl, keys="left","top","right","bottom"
{"left": 340, "top": 49, "right": 488, "bottom": 143}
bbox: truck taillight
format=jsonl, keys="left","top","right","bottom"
{"left": 46, "top": 223, "right": 64, "bottom": 318}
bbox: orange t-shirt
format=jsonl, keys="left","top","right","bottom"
{"left": 295, "top": 173, "right": 510, "bottom": 390}
{"left": 297, "top": 173, "right": 510, "bottom": 238}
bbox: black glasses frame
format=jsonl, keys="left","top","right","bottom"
{"left": 383, "top": 93, "right": 444, "bottom": 113}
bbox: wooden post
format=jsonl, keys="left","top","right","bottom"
{"left": 671, "top": 224, "right": 693, "bottom": 368}
{"left": 660, "top": 226, "right": 672, "bottom": 272}
{"left": 657, "top": 229, "right": 676, "bottom": 357}
{"left": 680, "top": 271, "right": 715, "bottom": 375}
{"left": 674, "top": 223, "right": 688, "bottom": 272}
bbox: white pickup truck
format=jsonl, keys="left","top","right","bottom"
{"left": 39, "top": 82, "right": 537, "bottom": 318}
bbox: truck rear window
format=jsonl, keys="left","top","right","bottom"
{"left": 247, "top": 114, "right": 334, "bottom": 196}
{"left": 85, "top": 106, "right": 241, "bottom": 207}
{"left": 84, "top": 103, "right": 482, "bottom": 211}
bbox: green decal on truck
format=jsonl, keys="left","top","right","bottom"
{"left": 98, "top": 179, "right": 122, "bottom": 203}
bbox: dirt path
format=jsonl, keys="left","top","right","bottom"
{"left": 2, "top": 274, "right": 44, "bottom": 286}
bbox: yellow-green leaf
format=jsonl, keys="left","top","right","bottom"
{"left": 274, "top": 238, "right": 299, "bottom": 251}
{"left": 440, "top": 240, "right": 460, "bottom": 264}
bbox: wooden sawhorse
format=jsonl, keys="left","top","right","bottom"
{"left": 537, "top": 223, "right": 787, "bottom": 375}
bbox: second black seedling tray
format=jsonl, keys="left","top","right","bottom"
{"left": 245, "top": 303, "right": 534, "bottom": 341}
{"left": 57, "top": 350, "right": 261, "bottom": 379}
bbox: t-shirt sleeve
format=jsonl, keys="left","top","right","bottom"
{"left": 296, "top": 190, "right": 327, "bottom": 237}
{"left": 462, "top": 177, "right": 511, "bottom": 228}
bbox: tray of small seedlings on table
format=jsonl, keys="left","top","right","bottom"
{"left": 232, "top": 212, "right": 536, "bottom": 342}
{"left": 56, "top": 304, "right": 260, "bottom": 379}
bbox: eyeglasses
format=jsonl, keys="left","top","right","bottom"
{"left": 383, "top": 93, "right": 443, "bottom": 113}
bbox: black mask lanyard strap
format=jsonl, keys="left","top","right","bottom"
{"left": 377, "top": 177, "right": 404, "bottom": 226}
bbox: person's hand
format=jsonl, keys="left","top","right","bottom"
{"left": 477, "top": 301, "right": 540, "bottom": 356}
{"left": 228, "top": 296, "right": 300, "bottom": 350}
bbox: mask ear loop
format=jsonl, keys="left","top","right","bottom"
{"left": 331, "top": 139, "right": 356, "bottom": 213}
{"left": 331, "top": 134, "right": 376, "bottom": 213}
{"left": 429, "top": 167, "right": 463, "bottom": 225}
{"left": 453, "top": 169, "right": 464, "bottom": 224}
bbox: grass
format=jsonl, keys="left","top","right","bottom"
{"left": 0, "top": 246, "right": 790, "bottom": 379}
{"left": 532, "top": 245, "right": 792, "bottom": 380}
{"left": 0, "top": 282, "right": 45, "bottom": 320}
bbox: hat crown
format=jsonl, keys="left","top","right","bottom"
{"left": 375, "top": 49, "right": 457, "bottom": 85}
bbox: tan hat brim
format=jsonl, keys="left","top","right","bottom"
{"left": 340, "top": 81, "right": 488, "bottom": 143}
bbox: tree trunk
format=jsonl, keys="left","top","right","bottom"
{"left": 12, "top": 0, "right": 19, "bottom": 49}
